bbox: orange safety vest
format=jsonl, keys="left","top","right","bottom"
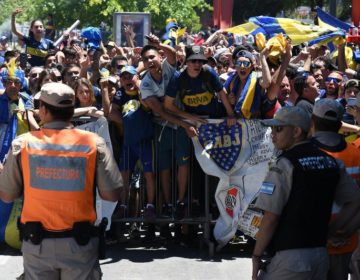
{"left": 323, "top": 143, "right": 360, "bottom": 255}
{"left": 20, "top": 128, "right": 97, "bottom": 231}
{"left": 353, "top": 137, "right": 360, "bottom": 150}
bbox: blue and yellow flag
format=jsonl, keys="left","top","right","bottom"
{"left": 226, "top": 14, "right": 346, "bottom": 46}
{"left": 316, "top": 7, "right": 350, "bottom": 32}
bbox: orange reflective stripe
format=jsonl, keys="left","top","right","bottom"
{"left": 20, "top": 128, "right": 97, "bottom": 231}
{"left": 322, "top": 144, "right": 360, "bottom": 254}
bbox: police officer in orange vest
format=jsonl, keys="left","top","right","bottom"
{"left": 0, "top": 82, "right": 123, "bottom": 280}
{"left": 312, "top": 98, "right": 360, "bottom": 280}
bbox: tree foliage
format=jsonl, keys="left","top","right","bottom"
{"left": 0, "top": 0, "right": 211, "bottom": 32}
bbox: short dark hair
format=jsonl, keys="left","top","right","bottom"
{"left": 141, "top": 45, "right": 159, "bottom": 58}
{"left": 314, "top": 56, "right": 337, "bottom": 71}
{"left": 286, "top": 64, "right": 299, "bottom": 80}
{"left": 62, "top": 47, "right": 77, "bottom": 58}
{"left": 110, "top": 55, "right": 128, "bottom": 68}
{"left": 312, "top": 115, "right": 342, "bottom": 132}
{"left": 61, "top": 64, "right": 80, "bottom": 80}
{"left": 40, "top": 100, "right": 74, "bottom": 121}
{"left": 293, "top": 75, "right": 308, "bottom": 96}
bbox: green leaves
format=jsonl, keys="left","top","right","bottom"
{"left": 0, "top": 0, "right": 211, "bottom": 33}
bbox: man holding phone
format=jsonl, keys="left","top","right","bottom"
{"left": 342, "top": 79, "right": 360, "bottom": 124}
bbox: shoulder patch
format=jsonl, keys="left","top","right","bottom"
{"left": 260, "top": 182, "right": 275, "bottom": 195}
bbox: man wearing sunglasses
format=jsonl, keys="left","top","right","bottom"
{"left": 164, "top": 45, "right": 236, "bottom": 124}
{"left": 323, "top": 71, "right": 343, "bottom": 100}
{"left": 251, "top": 106, "right": 360, "bottom": 279}
{"left": 223, "top": 46, "right": 272, "bottom": 119}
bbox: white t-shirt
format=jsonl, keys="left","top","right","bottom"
{"left": 140, "top": 59, "right": 175, "bottom": 100}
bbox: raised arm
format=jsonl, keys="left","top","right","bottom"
{"left": 266, "top": 42, "right": 292, "bottom": 101}
{"left": 147, "top": 33, "right": 176, "bottom": 66}
{"left": 258, "top": 48, "right": 272, "bottom": 89}
{"left": 11, "top": 8, "right": 24, "bottom": 40}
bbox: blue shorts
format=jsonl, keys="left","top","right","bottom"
{"left": 156, "top": 125, "right": 190, "bottom": 171}
{"left": 119, "top": 140, "right": 154, "bottom": 173}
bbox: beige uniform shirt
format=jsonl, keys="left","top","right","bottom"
{"left": 256, "top": 142, "right": 360, "bottom": 215}
{"left": 0, "top": 121, "right": 123, "bottom": 197}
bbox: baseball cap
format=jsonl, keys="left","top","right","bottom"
{"left": 345, "top": 79, "right": 360, "bottom": 90}
{"left": 34, "top": 83, "right": 75, "bottom": 108}
{"left": 234, "top": 50, "right": 255, "bottom": 62}
{"left": 261, "top": 106, "right": 311, "bottom": 132}
{"left": 313, "top": 99, "right": 344, "bottom": 122}
{"left": 185, "top": 46, "right": 207, "bottom": 62}
{"left": 120, "top": 66, "right": 137, "bottom": 76}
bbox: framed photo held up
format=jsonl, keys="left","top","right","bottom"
{"left": 113, "top": 12, "right": 151, "bottom": 47}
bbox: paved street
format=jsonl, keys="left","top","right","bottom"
{"left": 0, "top": 232, "right": 253, "bottom": 280}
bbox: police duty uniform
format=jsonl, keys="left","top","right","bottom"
{"left": 0, "top": 83, "right": 123, "bottom": 280}
{"left": 313, "top": 131, "right": 360, "bottom": 280}
{"left": 256, "top": 141, "right": 360, "bottom": 280}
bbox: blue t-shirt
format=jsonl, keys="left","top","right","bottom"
{"left": 112, "top": 88, "right": 153, "bottom": 145}
{"left": 23, "top": 35, "right": 54, "bottom": 67}
{"left": 166, "top": 67, "right": 225, "bottom": 118}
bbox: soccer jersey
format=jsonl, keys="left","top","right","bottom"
{"left": 140, "top": 59, "right": 175, "bottom": 100}
{"left": 112, "top": 88, "right": 153, "bottom": 146}
{"left": 22, "top": 36, "right": 54, "bottom": 67}
{"left": 166, "top": 67, "right": 225, "bottom": 118}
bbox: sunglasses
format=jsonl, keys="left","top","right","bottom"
{"left": 116, "top": 64, "right": 125, "bottom": 70}
{"left": 235, "top": 60, "right": 252, "bottom": 68}
{"left": 189, "top": 59, "right": 205, "bottom": 64}
{"left": 271, "top": 126, "right": 285, "bottom": 133}
{"left": 325, "top": 77, "right": 342, "bottom": 84}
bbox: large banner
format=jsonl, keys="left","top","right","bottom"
{"left": 192, "top": 119, "right": 274, "bottom": 250}
{"left": 76, "top": 117, "right": 117, "bottom": 231}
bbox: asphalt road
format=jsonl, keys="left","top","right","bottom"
{"left": 0, "top": 230, "right": 254, "bottom": 280}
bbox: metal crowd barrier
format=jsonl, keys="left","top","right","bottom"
{"left": 110, "top": 123, "right": 216, "bottom": 256}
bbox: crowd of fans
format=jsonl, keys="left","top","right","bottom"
{"left": 1, "top": 7, "right": 360, "bottom": 279}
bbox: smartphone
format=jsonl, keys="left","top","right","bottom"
{"left": 144, "top": 35, "right": 151, "bottom": 41}
{"left": 19, "top": 53, "right": 27, "bottom": 69}
{"left": 348, "top": 98, "right": 357, "bottom": 107}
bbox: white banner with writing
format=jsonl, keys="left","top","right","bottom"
{"left": 192, "top": 119, "right": 274, "bottom": 249}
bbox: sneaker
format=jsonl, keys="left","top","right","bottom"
{"left": 161, "top": 203, "right": 173, "bottom": 218}
{"left": 112, "top": 204, "right": 127, "bottom": 220}
{"left": 129, "top": 223, "right": 141, "bottom": 239}
{"left": 144, "top": 205, "right": 156, "bottom": 222}
{"left": 175, "top": 201, "right": 186, "bottom": 220}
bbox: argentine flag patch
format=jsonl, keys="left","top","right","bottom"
{"left": 260, "top": 182, "right": 275, "bottom": 195}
